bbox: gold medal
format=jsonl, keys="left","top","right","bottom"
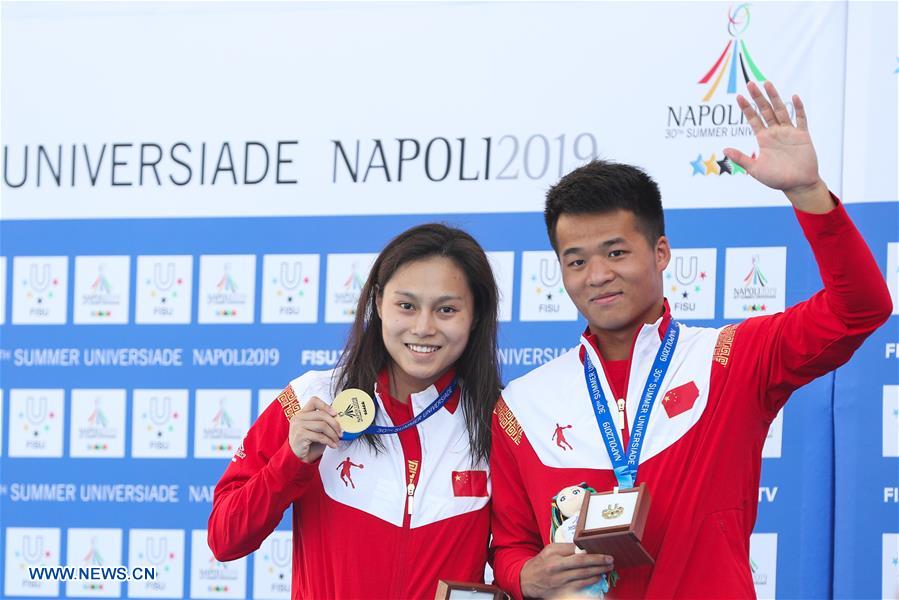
{"left": 601, "top": 503, "right": 625, "bottom": 520}
{"left": 333, "top": 388, "right": 376, "bottom": 436}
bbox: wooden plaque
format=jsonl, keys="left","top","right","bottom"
{"left": 434, "top": 580, "right": 505, "bottom": 600}
{"left": 573, "top": 482, "right": 655, "bottom": 567}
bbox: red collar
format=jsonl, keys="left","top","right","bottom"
{"left": 579, "top": 298, "right": 672, "bottom": 365}
{"left": 375, "top": 366, "right": 461, "bottom": 415}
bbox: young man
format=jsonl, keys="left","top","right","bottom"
{"left": 490, "top": 81, "right": 892, "bottom": 599}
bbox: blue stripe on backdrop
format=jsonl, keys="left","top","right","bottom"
{"left": 0, "top": 201, "right": 895, "bottom": 599}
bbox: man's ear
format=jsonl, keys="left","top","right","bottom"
{"left": 656, "top": 236, "right": 671, "bottom": 272}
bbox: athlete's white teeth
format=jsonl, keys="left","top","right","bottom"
{"left": 407, "top": 344, "right": 440, "bottom": 354}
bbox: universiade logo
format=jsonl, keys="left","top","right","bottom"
{"left": 23, "top": 396, "right": 52, "bottom": 448}
{"left": 25, "top": 263, "right": 57, "bottom": 315}
{"left": 147, "top": 399, "right": 175, "bottom": 449}
{"left": 735, "top": 255, "right": 776, "bottom": 312}
{"left": 533, "top": 258, "right": 564, "bottom": 303}
{"left": 208, "top": 264, "right": 246, "bottom": 317}
{"left": 665, "top": 3, "right": 772, "bottom": 142}
{"left": 337, "top": 261, "right": 365, "bottom": 316}
{"left": 699, "top": 3, "right": 767, "bottom": 102}
{"left": 147, "top": 262, "right": 183, "bottom": 315}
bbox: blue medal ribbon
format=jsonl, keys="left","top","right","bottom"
{"left": 582, "top": 321, "right": 679, "bottom": 488}
{"left": 341, "top": 378, "right": 458, "bottom": 440}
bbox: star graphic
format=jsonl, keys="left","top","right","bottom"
{"left": 455, "top": 474, "right": 462, "bottom": 481}
{"left": 731, "top": 160, "right": 747, "bottom": 175}
{"left": 703, "top": 153, "right": 719, "bottom": 175}
{"left": 761, "top": 304, "right": 767, "bottom": 311}
{"left": 546, "top": 293, "right": 553, "bottom": 300}
{"left": 682, "top": 291, "right": 689, "bottom": 299}
{"left": 160, "top": 297, "right": 166, "bottom": 304}
{"left": 690, "top": 154, "right": 705, "bottom": 175}
{"left": 717, "top": 157, "right": 732, "bottom": 175}
{"left": 700, "top": 271, "right": 707, "bottom": 280}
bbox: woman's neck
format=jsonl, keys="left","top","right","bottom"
{"left": 388, "top": 364, "right": 438, "bottom": 404}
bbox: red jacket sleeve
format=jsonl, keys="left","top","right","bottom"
{"left": 733, "top": 196, "right": 892, "bottom": 415}
{"left": 207, "top": 394, "right": 319, "bottom": 561}
{"left": 490, "top": 398, "right": 543, "bottom": 600}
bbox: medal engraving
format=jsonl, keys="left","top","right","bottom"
{"left": 332, "top": 388, "right": 376, "bottom": 434}
{"left": 601, "top": 503, "right": 625, "bottom": 520}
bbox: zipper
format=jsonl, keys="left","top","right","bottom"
{"left": 404, "top": 459, "right": 420, "bottom": 522}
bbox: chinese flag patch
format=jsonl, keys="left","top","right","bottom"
{"left": 452, "top": 470, "right": 488, "bottom": 497}
{"left": 662, "top": 381, "right": 699, "bottom": 418}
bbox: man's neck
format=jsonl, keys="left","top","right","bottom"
{"left": 589, "top": 299, "right": 666, "bottom": 362}
{"left": 589, "top": 328, "right": 638, "bottom": 362}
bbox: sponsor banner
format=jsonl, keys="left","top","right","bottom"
{"left": 885, "top": 533, "right": 899, "bottom": 600}
{"left": 885, "top": 386, "right": 899, "bottom": 458}
{"left": 841, "top": 1, "right": 898, "bottom": 204}
{"left": 1, "top": 2, "right": 851, "bottom": 220}
{"left": 73, "top": 255, "right": 130, "bottom": 324}
{"left": 65, "top": 528, "right": 123, "bottom": 598}
{"left": 69, "top": 389, "right": 127, "bottom": 458}
{"left": 127, "top": 529, "right": 185, "bottom": 599}
{"left": 762, "top": 407, "right": 784, "bottom": 459}
{"left": 252, "top": 530, "right": 292, "bottom": 600}
{"left": 135, "top": 255, "right": 194, "bottom": 325}
{"left": 4, "top": 527, "right": 61, "bottom": 597}
{"left": 11, "top": 256, "right": 68, "bottom": 325}
{"left": 723, "top": 247, "right": 786, "bottom": 319}
{"left": 324, "top": 253, "right": 377, "bottom": 324}
{"left": 131, "top": 390, "right": 190, "bottom": 459}
{"left": 193, "top": 390, "right": 252, "bottom": 459}
{"left": 198, "top": 255, "right": 256, "bottom": 325}
{"left": 190, "top": 529, "right": 247, "bottom": 599}
{"left": 8, "top": 389, "right": 65, "bottom": 458}
{"left": 519, "top": 251, "right": 578, "bottom": 322}
{"left": 487, "top": 251, "right": 515, "bottom": 323}
{"left": 257, "top": 389, "right": 282, "bottom": 419}
{"left": 665, "top": 248, "right": 717, "bottom": 320}
{"left": 260, "top": 254, "right": 320, "bottom": 324}
{"left": 750, "top": 532, "right": 778, "bottom": 600}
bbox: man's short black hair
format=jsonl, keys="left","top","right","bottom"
{"left": 544, "top": 159, "right": 665, "bottom": 252}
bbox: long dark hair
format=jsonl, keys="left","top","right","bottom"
{"left": 334, "top": 223, "right": 500, "bottom": 464}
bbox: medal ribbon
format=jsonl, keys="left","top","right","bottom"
{"left": 367, "top": 378, "right": 458, "bottom": 435}
{"left": 583, "top": 321, "right": 679, "bottom": 488}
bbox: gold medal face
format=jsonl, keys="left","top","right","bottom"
{"left": 332, "top": 388, "right": 376, "bottom": 434}
{"left": 601, "top": 503, "right": 625, "bottom": 520}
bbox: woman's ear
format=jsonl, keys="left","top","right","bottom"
{"left": 374, "top": 284, "right": 383, "bottom": 319}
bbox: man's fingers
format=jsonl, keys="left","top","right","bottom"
{"left": 543, "top": 543, "right": 578, "bottom": 557}
{"left": 747, "top": 80, "right": 778, "bottom": 126}
{"left": 793, "top": 94, "right": 809, "bottom": 131}
{"left": 764, "top": 81, "right": 792, "bottom": 127}
{"left": 736, "top": 94, "right": 765, "bottom": 137}
{"left": 723, "top": 148, "right": 754, "bottom": 173}
{"left": 558, "top": 564, "right": 614, "bottom": 584}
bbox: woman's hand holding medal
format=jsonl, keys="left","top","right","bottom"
{"left": 288, "top": 397, "right": 343, "bottom": 463}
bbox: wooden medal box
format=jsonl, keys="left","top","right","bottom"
{"left": 573, "top": 482, "right": 655, "bottom": 567}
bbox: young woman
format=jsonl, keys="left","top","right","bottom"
{"left": 208, "top": 224, "right": 501, "bottom": 599}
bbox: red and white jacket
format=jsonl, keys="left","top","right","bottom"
{"left": 209, "top": 368, "right": 491, "bottom": 599}
{"left": 490, "top": 201, "right": 892, "bottom": 599}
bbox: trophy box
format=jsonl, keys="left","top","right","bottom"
{"left": 573, "top": 482, "right": 654, "bottom": 567}
{"left": 435, "top": 580, "right": 505, "bottom": 599}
